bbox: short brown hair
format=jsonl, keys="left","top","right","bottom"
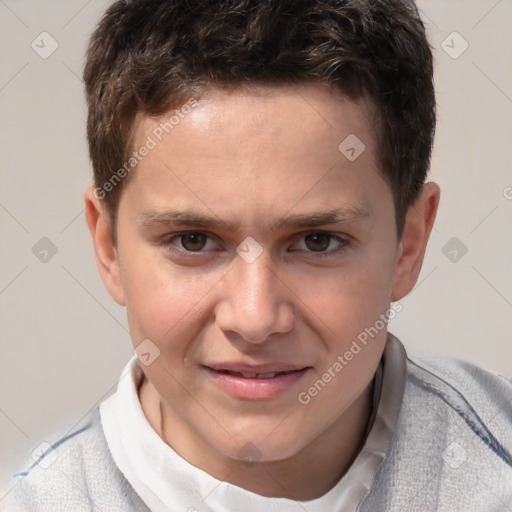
{"left": 83, "top": 0, "right": 435, "bottom": 237}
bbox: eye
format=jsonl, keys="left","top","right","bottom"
{"left": 304, "top": 233, "right": 332, "bottom": 252}
{"left": 290, "top": 232, "right": 348, "bottom": 256}
{"left": 163, "top": 232, "right": 219, "bottom": 253}
{"left": 180, "top": 233, "right": 208, "bottom": 251}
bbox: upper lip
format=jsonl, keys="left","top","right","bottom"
{"left": 204, "top": 363, "right": 309, "bottom": 374}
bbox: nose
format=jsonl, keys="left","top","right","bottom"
{"left": 215, "top": 250, "right": 295, "bottom": 344}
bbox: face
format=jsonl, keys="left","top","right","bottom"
{"left": 88, "top": 83, "right": 431, "bottom": 466}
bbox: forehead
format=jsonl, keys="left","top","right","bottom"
{"left": 138, "top": 83, "right": 376, "bottom": 150}
{"left": 121, "top": 83, "right": 389, "bottom": 230}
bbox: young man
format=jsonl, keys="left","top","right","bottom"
{"left": 6, "top": 0, "right": 512, "bottom": 510}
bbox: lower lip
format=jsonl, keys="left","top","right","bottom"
{"left": 203, "top": 367, "right": 309, "bottom": 400}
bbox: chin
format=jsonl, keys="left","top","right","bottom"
{"left": 214, "top": 427, "right": 308, "bottom": 465}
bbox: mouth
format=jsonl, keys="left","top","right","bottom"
{"left": 215, "top": 369, "right": 300, "bottom": 379}
{"left": 202, "top": 364, "right": 310, "bottom": 400}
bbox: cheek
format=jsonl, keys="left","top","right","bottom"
{"left": 285, "top": 262, "right": 392, "bottom": 437}
{"left": 120, "top": 248, "right": 221, "bottom": 345}
{"left": 293, "top": 254, "right": 395, "bottom": 341}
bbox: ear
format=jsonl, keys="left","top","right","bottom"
{"left": 391, "top": 182, "right": 440, "bottom": 301}
{"left": 84, "top": 187, "right": 126, "bottom": 306}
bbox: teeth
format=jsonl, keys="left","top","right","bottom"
{"left": 221, "top": 370, "right": 288, "bottom": 378}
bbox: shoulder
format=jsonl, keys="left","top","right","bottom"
{"left": 396, "top": 352, "right": 512, "bottom": 506}
{"left": 363, "top": 344, "right": 512, "bottom": 510}
{"left": 409, "top": 351, "right": 512, "bottom": 399}
{"left": 4, "top": 408, "right": 149, "bottom": 512}
{"left": 406, "top": 353, "right": 512, "bottom": 442}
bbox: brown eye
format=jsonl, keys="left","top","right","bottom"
{"left": 180, "top": 233, "right": 207, "bottom": 251}
{"left": 304, "top": 233, "right": 331, "bottom": 252}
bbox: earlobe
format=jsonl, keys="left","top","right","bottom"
{"left": 391, "top": 182, "right": 440, "bottom": 301}
{"left": 84, "top": 188, "right": 126, "bottom": 306}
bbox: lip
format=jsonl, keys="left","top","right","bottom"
{"left": 202, "top": 364, "right": 310, "bottom": 400}
{"left": 205, "top": 362, "right": 307, "bottom": 374}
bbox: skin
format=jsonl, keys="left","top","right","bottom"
{"left": 85, "top": 83, "right": 439, "bottom": 500}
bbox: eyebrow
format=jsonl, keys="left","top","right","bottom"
{"left": 137, "top": 206, "right": 371, "bottom": 232}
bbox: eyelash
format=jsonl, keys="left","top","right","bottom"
{"left": 161, "top": 231, "right": 350, "bottom": 258}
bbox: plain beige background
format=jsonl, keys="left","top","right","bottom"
{"left": 1, "top": 0, "right": 511, "bottom": 497}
